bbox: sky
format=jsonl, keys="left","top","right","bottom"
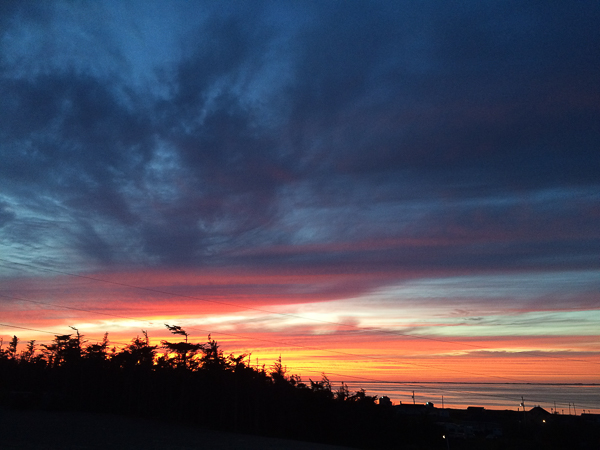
{"left": 1, "top": 1, "right": 599, "bottom": 389}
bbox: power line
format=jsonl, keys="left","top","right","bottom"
{"left": 0, "top": 323, "right": 133, "bottom": 347}
{"left": 0, "top": 312, "right": 588, "bottom": 387}
{"left": 0, "top": 323, "right": 57, "bottom": 335}
{"left": 2, "top": 257, "right": 598, "bottom": 368}
{"left": 0, "top": 258, "right": 509, "bottom": 350}
{"left": 2, "top": 321, "right": 596, "bottom": 411}
{"left": 0, "top": 294, "right": 432, "bottom": 372}
{"left": 3, "top": 289, "right": 598, "bottom": 373}
{"left": 1, "top": 258, "right": 599, "bottom": 385}
{"left": 1, "top": 320, "right": 598, "bottom": 411}
{"left": 0, "top": 293, "right": 159, "bottom": 325}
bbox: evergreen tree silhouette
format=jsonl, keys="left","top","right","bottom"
{"left": 112, "top": 331, "right": 157, "bottom": 368}
{"left": 161, "top": 324, "right": 203, "bottom": 370}
{"left": 7, "top": 335, "right": 18, "bottom": 360}
{"left": 20, "top": 340, "right": 37, "bottom": 363}
{"left": 41, "top": 334, "right": 72, "bottom": 367}
{"left": 84, "top": 333, "right": 109, "bottom": 363}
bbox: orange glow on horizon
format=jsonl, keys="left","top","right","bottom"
{"left": 3, "top": 317, "right": 597, "bottom": 385}
{"left": 2, "top": 269, "right": 599, "bottom": 386}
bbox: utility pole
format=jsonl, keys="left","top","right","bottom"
{"left": 412, "top": 391, "right": 415, "bottom": 405}
{"left": 573, "top": 403, "right": 576, "bottom": 415}
{"left": 442, "top": 395, "right": 444, "bottom": 409}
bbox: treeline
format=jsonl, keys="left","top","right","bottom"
{"left": 0, "top": 326, "right": 440, "bottom": 449}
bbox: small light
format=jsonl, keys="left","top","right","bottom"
{"left": 542, "top": 419, "right": 546, "bottom": 423}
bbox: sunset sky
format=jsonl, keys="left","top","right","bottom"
{"left": 1, "top": 1, "right": 599, "bottom": 386}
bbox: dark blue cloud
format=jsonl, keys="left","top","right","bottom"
{"left": 0, "top": 0, "right": 598, "bottom": 275}
{"left": 0, "top": 201, "right": 16, "bottom": 227}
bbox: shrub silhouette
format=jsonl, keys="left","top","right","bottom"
{"left": 0, "top": 328, "right": 446, "bottom": 449}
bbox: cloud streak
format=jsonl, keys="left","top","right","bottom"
{"left": 1, "top": 0, "right": 599, "bottom": 384}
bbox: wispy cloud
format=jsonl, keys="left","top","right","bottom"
{"left": 1, "top": 0, "right": 599, "bottom": 383}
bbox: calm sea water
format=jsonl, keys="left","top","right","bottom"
{"left": 339, "top": 381, "right": 600, "bottom": 414}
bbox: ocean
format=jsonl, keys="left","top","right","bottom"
{"left": 340, "top": 381, "right": 600, "bottom": 414}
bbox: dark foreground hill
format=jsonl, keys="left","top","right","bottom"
{"left": 0, "top": 407, "right": 356, "bottom": 450}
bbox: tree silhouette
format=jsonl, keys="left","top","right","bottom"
{"left": 200, "top": 334, "right": 228, "bottom": 371}
{"left": 310, "top": 373, "right": 333, "bottom": 400}
{"left": 112, "top": 331, "right": 157, "bottom": 368}
{"left": 41, "top": 334, "right": 72, "bottom": 367}
{"left": 335, "top": 381, "right": 350, "bottom": 402}
{"left": 84, "top": 332, "right": 109, "bottom": 362}
{"left": 269, "top": 355, "right": 287, "bottom": 384}
{"left": 348, "top": 388, "right": 377, "bottom": 404}
{"left": 0, "top": 336, "right": 19, "bottom": 363}
{"left": 161, "top": 324, "right": 203, "bottom": 370}
{"left": 164, "top": 324, "right": 188, "bottom": 341}
{"left": 20, "top": 340, "right": 37, "bottom": 363}
{"left": 7, "top": 335, "right": 18, "bottom": 360}
{"left": 0, "top": 328, "right": 459, "bottom": 449}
